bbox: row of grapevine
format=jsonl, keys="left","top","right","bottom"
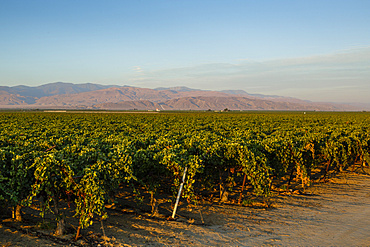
{"left": 0, "top": 111, "right": 369, "bottom": 237}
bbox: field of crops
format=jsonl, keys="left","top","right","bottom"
{"left": 1, "top": 111, "right": 369, "bottom": 238}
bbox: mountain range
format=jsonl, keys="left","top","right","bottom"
{"left": 0, "top": 82, "right": 362, "bottom": 111}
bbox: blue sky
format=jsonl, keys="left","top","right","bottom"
{"left": 1, "top": 0, "right": 370, "bottom": 103}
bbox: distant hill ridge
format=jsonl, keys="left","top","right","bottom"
{"left": 0, "top": 82, "right": 358, "bottom": 111}
{"left": 0, "top": 82, "right": 119, "bottom": 98}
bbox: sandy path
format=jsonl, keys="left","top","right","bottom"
{"left": 241, "top": 173, "right": 370, "bottom": 246}
{"left": 295, "top": 175, "right": 370, "bottom": 246}
{"left": 202, "top": 176, "right": 370, "bottom": 246}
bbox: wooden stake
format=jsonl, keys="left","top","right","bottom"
{"left": 75, "top": 226, "right": 81, "bottom": 241}
{"left": 172, "top": 166, "right": 188, "bottom": 219}
{"left": 238, "top": 173, "right": 247, "bottom": 205}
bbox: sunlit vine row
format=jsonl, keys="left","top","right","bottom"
{"left": 0, "top": 111, "right": 369, "bottom": 236}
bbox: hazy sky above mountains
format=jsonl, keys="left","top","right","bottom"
{"left": 1, "top": 0, "right": 370, "bottom": 103}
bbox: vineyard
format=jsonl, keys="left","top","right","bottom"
{"left": 0, "top": 111, "right": 369, "bottom": 241}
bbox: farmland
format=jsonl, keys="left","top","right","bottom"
{"left": 0, "top": 111, "right": 369, "bottom": 245}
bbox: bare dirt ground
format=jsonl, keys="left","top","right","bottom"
{"left": 1, "top": 171, "right": 370, "bottom": 247}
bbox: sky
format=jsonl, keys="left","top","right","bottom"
{"left": 1, "top": 0, "right": 370, "bottom": 104}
